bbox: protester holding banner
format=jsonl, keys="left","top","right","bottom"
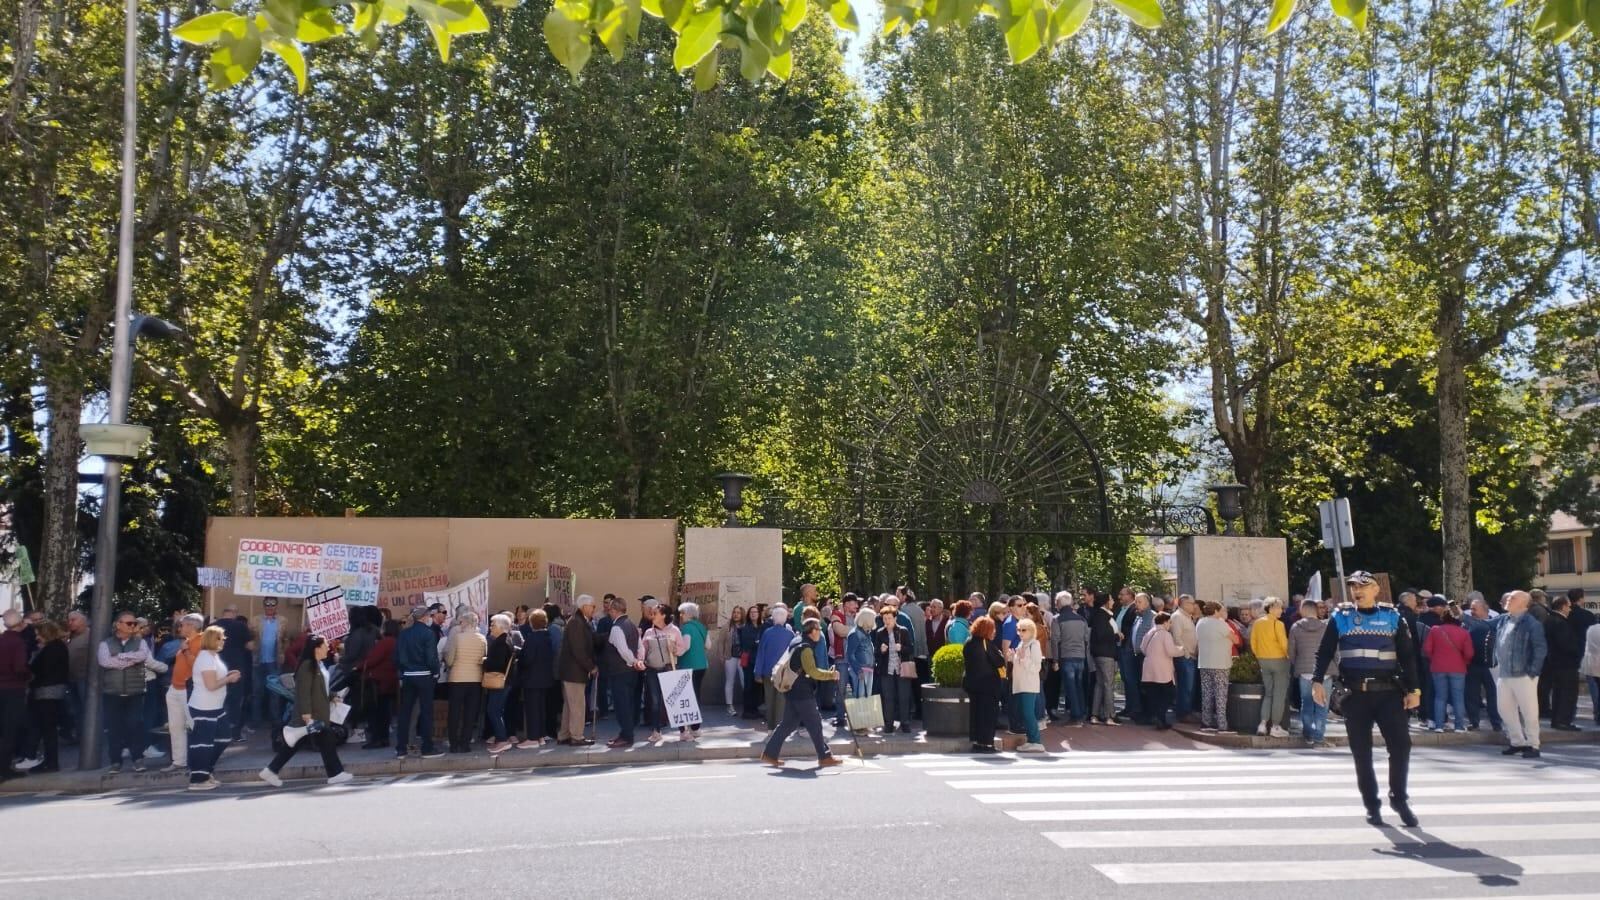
{"left": 641, "top": 604, "right": 687, "bottom": 742}
{"left": 443, "top": 612, "right": 487, "bottom": 754}
{"left": 677, "top": 603, "right": 709, "bottom": 736}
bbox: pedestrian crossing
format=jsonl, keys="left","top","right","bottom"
{"left": 902, "top": 748, "right": 1600, "bottom": 895}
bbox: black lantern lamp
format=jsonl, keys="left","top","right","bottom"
{"left": 1209, "top": 483, "right": 1247, "bottom": 535}
{"left": 714, "top": 473, "right": 754, "bottom": 526}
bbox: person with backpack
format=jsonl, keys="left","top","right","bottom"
{"left": 758, "top": 618, "right": 842, "bottom": 769}
{"left": 754, "top": 606, "right": 795, "bottom": 731}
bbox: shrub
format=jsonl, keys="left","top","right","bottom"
{"left": 931, "top": 643, "right": 965, "bottom": 688}
{"left": 1229, "top": 652, "right": 1262, "bottom": 684}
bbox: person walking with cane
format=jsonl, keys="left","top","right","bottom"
{"left": 1312, "top": 571, "right": 1421, "bottom": 827}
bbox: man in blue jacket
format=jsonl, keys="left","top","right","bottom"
{"left": 1493, "top": 591, "right": 1548, "bottom": 759}
{"left": 1461, "top": 596, "right": 1502, "bottom": 732}
{"left": 394, "top": 607, "right": 444, "bottom": 759}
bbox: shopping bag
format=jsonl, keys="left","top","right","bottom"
{"left": 844, "top": 695, "right": 884, "bottom": 732}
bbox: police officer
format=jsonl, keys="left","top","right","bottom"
{"left": 1312, "top": 570, "right": 1421, "bottom": 827}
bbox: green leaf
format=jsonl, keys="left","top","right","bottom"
{"left": 750, "top": 0, "right": 785, "bottom": 53}
{"left": 1534, "top": 0, "right": 1560, "bottom": 29}
{"left": 1003, "top": 0, "right": 1045, "bottom": 61}
{"left": 295, "top": 8, "right": 343, "bottom": 41}
{"left": 543, "top": 7, "right": 592, "bottom": 78}
{"left": 673, "top": 6, "right": 723, "bottom": 70}
{"left": 379, "top": 0, "right": 410, "bottom": 25}
{"left": 738, "top": 36, "right": 770, "bottom": 81}
{"left": 1548, "top": 0, "right": 1582, "bottom": 38}
{"left": 263, "top": 0, "right": 301, "bottom": 37}
{"left": 1328, "top": 0, "right": 1367, "bottom": 28}
{"left": 206, "top": 17, "right": 262, "bottom": 89}
{"left": 597, "top": 4, "right": 629, "bottom": 60}
{"left": 446, "top": 0, "right": 492, "bottom": 34}
{"left": 781, "top": 0, "right": 808, "bottom": 30}
{"left": 693, "top": 45, "right": 720, "bottom": 89}
{"left": 1586, "top": 0, "right": 1600, "bottom": 33}
{"left": 1048, "top": 0, "right": 1092, "bottom": 41}
{"left": 266, "top": 38, "right": 307, "bottom": 93}
{"left": 1106, "top": 0, "right": 1162, "bottom": 27}
{"left": 174, "top": 10, "right": 245, "bottom": 44}
{"left": 829, "top": 0, "right": 860, "bottom": 32}
{"left": 489, "top": 0, "right": 524, "bottom": 7}
{"left": 767, "top": 47, "right": 792, "bottom": 80}
{"left": 427, "top": 19, "right": 452, "bottom": 59}
{"left": 1267, "top": 0, "right": 1296, "bottom": 32}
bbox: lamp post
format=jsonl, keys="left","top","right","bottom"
{"left": 714, "top": 473, "right": 754, "bottom": 527}
{"left": 1209, "top": 483, "right": 1248, "bottom": 536}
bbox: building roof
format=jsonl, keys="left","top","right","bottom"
{"left": 1549, "top": 510, "right": 1594, "bottom": 536}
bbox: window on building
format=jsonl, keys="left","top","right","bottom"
{"left": 1549, "top": 538, "right": 1577, "bottom": 575}
{"left": 1588, "top": 536, "right": 1600, "bottom": 574}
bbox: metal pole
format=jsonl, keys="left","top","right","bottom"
{"left": 80, "top": 0, "right": 139, "bottom": 772}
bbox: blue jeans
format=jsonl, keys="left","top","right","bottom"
{"left": 251, "top": 662, "right": 279, "bottom": 726}
{"left": 485, "top": 686, "right": 511, "bottom": 742}
{"left": 1117, "top": 645, "right": 1144, "bottom": 719}
{"left": 1174, "top": 658, "right": 1197, "bottom": 718}
{"left": 1297, "top": 676, "right": 1328, "bottom": 742}
{"left": 396, "top": 674, "right": 437, "bottom": 755}
{"left": 1465, "top": 665, "right": 1500, "bottom": 729}
{"left": 1432, "top": 671, "right": 1467, "bottom": 730}
{"left": 1016, "top": 691, "right": 1041, "bottom": 743}
{"left": 1059, "top": 659, "right": 1087, "bottom": 721}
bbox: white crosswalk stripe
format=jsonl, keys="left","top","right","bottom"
{"left": 902, "top": 749, "right": 1600, "bottom": 893}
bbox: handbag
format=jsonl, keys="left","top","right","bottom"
{"left": 481, "top": 636, "right": 514, "bottom": 690}
{"left": 843, "top": 695, "right": 885, "bottom": 733}
{"left": 897, "top": 660, "right": 917, "bottom": 679}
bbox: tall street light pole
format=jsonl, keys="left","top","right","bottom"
{"left": 79, "top": 0, "right": 141, "bottom": 772}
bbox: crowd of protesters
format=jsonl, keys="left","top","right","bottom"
{"left": 2, "top": 581, "right": 1596, "bottom": 784}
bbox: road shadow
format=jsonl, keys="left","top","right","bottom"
{"left": 1372, "top": 827, "right": 1523, "bottom": 887}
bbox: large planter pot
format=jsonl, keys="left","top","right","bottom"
{"left": 922, "top": 684, "right": 970, "bottom": 737}
{"left": 1227, "top": 682, "right": 1264, "bottom": 735}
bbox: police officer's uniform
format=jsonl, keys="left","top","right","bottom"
{"left": 1313, "top": 570, "right": 1420, "bottom": 827}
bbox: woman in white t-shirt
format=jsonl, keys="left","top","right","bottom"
{"left": 187, "top": 625, "right": 238, "bottom": 791}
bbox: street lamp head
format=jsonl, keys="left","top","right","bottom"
{"left": 79, "top": 423, "right": 152, "bottom": 462}
{"left": 132, "top": 313, "right": 185, "bottom": 342}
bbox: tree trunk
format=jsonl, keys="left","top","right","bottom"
{"left": 924, "top": 531, "right": 942, "bottom": 601}
{"left": 224, "top": 420, "right": 260, "bottom": 517}
{"left": 1436, "top": 337, "right": 1474, "bottom": 601}
{"left": 38, "top": 384, "right": 83, "bottom": 618}
{"left": 1237, "top": 458, "right": 1270, "bottom": 537}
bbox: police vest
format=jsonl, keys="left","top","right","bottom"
{"left": 1331, "top": 605, "right": 1401, "bottom": 677}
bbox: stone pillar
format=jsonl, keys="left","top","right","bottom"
{"left": 1176, "top": 535, "right": 1290, "bottom": 607}
{"left": 684, "top": 527, "right": 784, "bottom": 706}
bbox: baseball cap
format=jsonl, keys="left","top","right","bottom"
{"left": 1346, "top": 571, "right": 1376, "bottom": 585}
{"left": 1426, "top": 596, "right": 1448, "bottom": 608}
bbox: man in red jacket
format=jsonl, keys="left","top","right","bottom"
{"left": 0, "top": 610, "right": 31, "bottom": 782}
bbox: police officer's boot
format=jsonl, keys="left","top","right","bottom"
{"left": 1389, "top": 794, "right": 1419, "bottom": 828}
{"left": 1364, "top": 806, "right": 1384, "bottom": 827}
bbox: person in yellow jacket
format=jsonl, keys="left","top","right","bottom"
{"left": 1250, "top": 598, "right": 1291, "bottom": 738}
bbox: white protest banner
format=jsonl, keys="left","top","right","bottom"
{"left": 304, "top": 587, "right": 350, "bottom": 642}
{"left": 424, "top": 570, "right": 491, "bottom": 634}
{"left": 235, "top": 539, "right": 325, "bottom": 600}
{"left": 320, "top": 543, "right": 384, "bottom": 605}
{"left": 546, "top": 563, "right": 575, "bottom": 615}
{"left": 197, "top": 567, "right": 234, "bottom": 589}
{"left": 657, "top": 669, "right": 702, "bottom": 728}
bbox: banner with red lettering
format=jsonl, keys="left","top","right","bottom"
{"left": 234, "top": 538, "right": 383, "bottom": 605}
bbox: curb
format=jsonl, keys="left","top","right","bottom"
{"left": 1174, "top": 723, "right": 1600, "bottom": 750}
{"left": 2, "top": 732, "right": 1008, "bottom": 795}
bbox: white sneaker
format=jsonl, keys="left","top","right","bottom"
{"left": 258, "top": 767, "right": 283, "bottom": 787}
{"left": 1256, "top": 722, "right": 1268, "bottom": 736}
{"left": 1199, "top": 727, "right": 1218, "bottom": 735}
{"left": 142, "top": 747, "right": 165, "bottom": 759}
{"left": 1269, "top": 726, "right": 1290, "bottom": 738}
{"left": 1018, "top": 742, "right": 1046, "bottom": 752}
{"left": 326, "top": 772, "right": 353, "bottom": 785}
{"left": 14, "top": 757, "right": 42, "bottom": 771}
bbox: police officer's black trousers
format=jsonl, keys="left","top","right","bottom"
{"left": 1341, "top": 688, "right": 1410, "bottom": 810}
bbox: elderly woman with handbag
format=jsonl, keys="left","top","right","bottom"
{"left": 483, "top": 614, "right": 518, "bottom": 754}
{"left": 873, "top": 604, "right": 918, "bottom": 735}
{"left": 257, "top": 635, "right": 351, "bottom": 787}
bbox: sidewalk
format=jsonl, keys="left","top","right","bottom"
{"left": 2, "top": 707, "right": 1015, "bottom": 795}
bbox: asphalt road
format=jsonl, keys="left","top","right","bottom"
{"left": 1, "top": 742, "right": 1596, "bottom": 900}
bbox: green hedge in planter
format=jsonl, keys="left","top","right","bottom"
{"left": 1230, "top": 652, "right": 1262, "bottom": 684}
{"left": 931, "top": 643, "right": 964, "bottom": 687}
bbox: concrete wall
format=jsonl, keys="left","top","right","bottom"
{"left": 683, "top": 527, "right": 785, "bottom": 705}
{"left": 204, "top": 516, "right": 679, "bottom": 627}
{"left": 1177, "top": 535, "right": 1290, "bottom": 608}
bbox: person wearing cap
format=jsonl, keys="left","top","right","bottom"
{"left": 394, "top": 607, "right": 445, "bottom": 759}
{"left": 758, "top": 618, "right": 841, "bottom": 769}
{"left": 1312, "top": 570, "right": 1421, "bottom": 827}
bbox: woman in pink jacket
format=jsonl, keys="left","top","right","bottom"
{"left": 1422, "top": 605, "right": 1474, "bottom": 733}
{"left": 1140, "top": 613, "right": 1182, "bottom": 731}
